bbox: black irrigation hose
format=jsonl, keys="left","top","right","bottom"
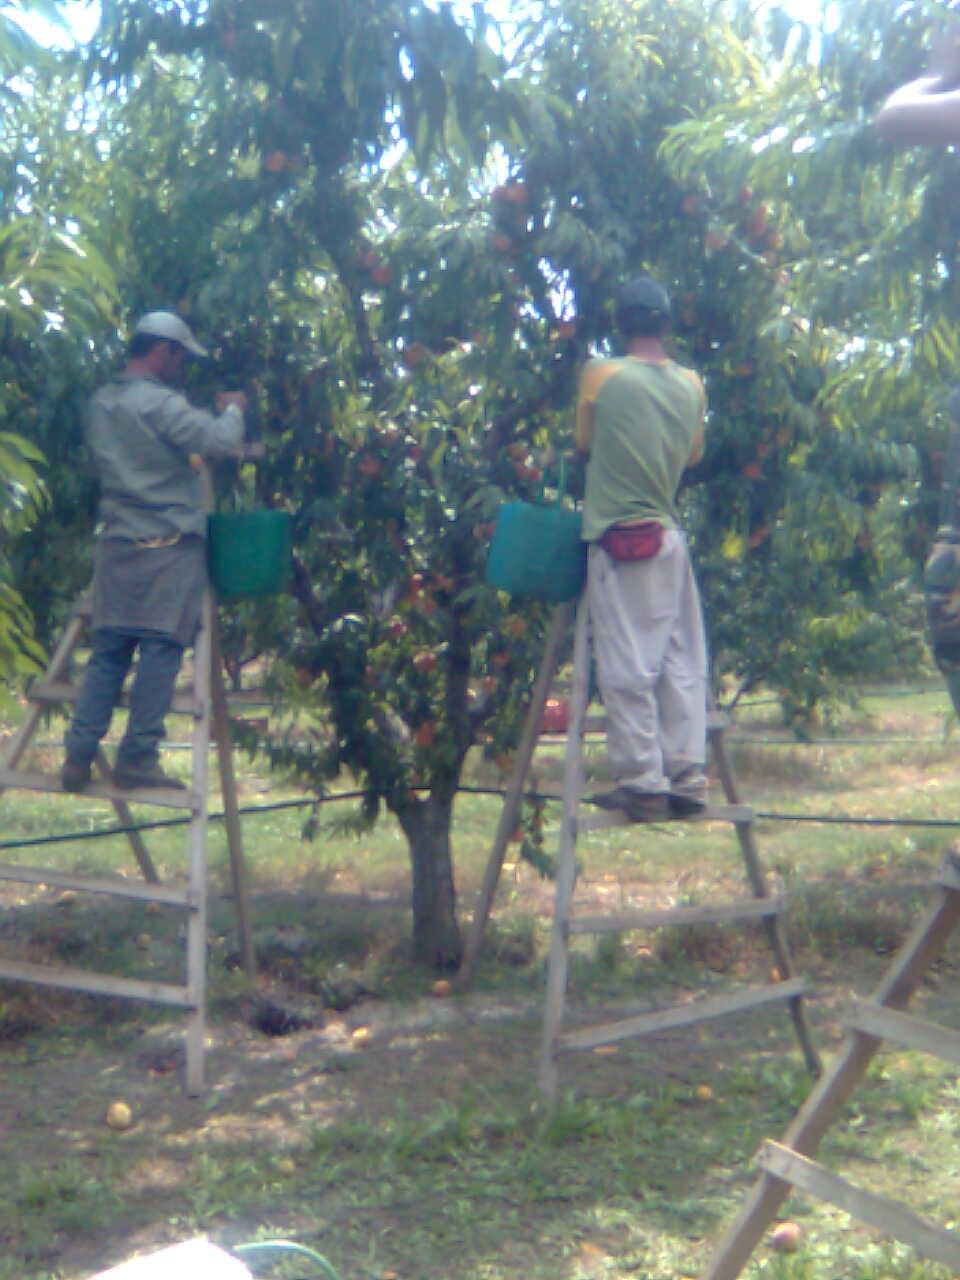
{"left": 5, "top": 783, "right": 960, "bottom": 855}
{"left": 0, "top": 795, "right": 339, "bottom": 853}
{"left": 753, "top": 811, "right": 960, "bottom": 829}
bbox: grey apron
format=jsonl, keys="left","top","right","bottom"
{"left": 92, "top": 534, "right": 207, "bottom": 647}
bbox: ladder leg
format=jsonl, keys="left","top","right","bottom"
{"left": 95, "top": 746, "right": 160, "bottom": 884}
{"left": 0, "top": 612, "right": 88, "bottom": 784}
{"left": 210, "top": 614, "right": 257, "bottom": 978}
{"left": 710, "top": 727, "right": 821, "bottom": 1076}
{"left": 538, "top": 598, "right": 590, "bottom": 1101}
{"left": 460, "top": 601, "right": 574, "bottom": 988}
{"left": 184, "top": 595, "right": 212, "bottom": 1096}
{"left": 703, "top": 869, "right": 960, "bottom": 1280}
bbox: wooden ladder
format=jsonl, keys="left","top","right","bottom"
{"left": 516, "top": 596, "right": 819, "bottom": 1100}
{"left": 0, "top": 590, "right": 255, "bottom": 1095}
{"left": 702, "top": 855, "right": 960, "bottom": 1278}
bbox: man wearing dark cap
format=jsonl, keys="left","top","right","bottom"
{"left": 577, "top": 276, "right": 708, "bottom": 822}
{"left": 61, "top": 311, "right": 247, "bottom": 792}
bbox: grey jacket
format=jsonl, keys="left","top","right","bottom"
{"left": 87, "top": 372, "right": 244, "bottom": 541}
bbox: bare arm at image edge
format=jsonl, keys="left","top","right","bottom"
{"left": 875, "top": 32, "right": 960, "bottom": 145}
{"left": 875, "top": 76, "right": 960, "bottom": 144}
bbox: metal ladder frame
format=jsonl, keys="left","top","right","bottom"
{"left": 702, "top": 855, "right": 960, "bottom": 1278}
{"left": 0, "top": 590, "right": 255, "bottom": 1095}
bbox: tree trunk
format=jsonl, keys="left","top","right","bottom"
{"left": 396, "top": 793, "right": 462, "bottom": 969}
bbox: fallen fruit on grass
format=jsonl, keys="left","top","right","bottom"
{"left": 431, "top": 979, "right": 452, "bottom": 998}
{"left": 770, "top": 1221, "right": 802, "bottom": 1253}
{"left": 106, "top": 1100, "right": 133, "bottom": 1130}
{"left": 694, "top": 1084, "right": 714, "bottom": 1101}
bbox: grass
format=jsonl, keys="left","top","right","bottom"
{"left": 3, "top": 680, "right": 960, "bottom": 1278}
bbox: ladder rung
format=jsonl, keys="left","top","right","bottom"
{"left": 568, "top": 894, "right": 787, "bottom": 936}
{"left": 557, "top": 978, "right": 805, "bottom": 1053}
{"left": 0, "top": 769, "right": 199, "bottom": 811}
{"left": 847, "top": 1000, "right": 960, "bottom": 1067}
{"left": 756, "top": 1141, "right": 960, "bottom": 1271}
{"left": 0, "top": 861, "right": 193, "bottom": 907}
{"left": 578, "top": 803, "right": 753, "bottom": 832}
{"left": 29, "top": 681, "right": 202, "bottom": 716}
{"left": 0, "top": 958, "right": 195, "bottom": 1008}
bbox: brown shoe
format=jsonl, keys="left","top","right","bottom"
{"left": 591, "top": 786, "right": 670, "bottom": 823}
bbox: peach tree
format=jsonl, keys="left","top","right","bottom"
{"left": 17, "top": 0, "right": 931, "bottom": 965}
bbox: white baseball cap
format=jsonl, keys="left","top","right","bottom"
{"left": 133, "top": 310, "right": 209, "bottom": 357}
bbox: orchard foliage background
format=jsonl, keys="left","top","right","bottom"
{"left": 3, "top": 0, "right": 957, "bottom": 962}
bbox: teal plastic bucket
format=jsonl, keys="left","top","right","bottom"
{"left": 485, "top": 502, "right": 585, "bottom": 602}
{"left": 208, "top": 510, "right": 293, "bottom": 601}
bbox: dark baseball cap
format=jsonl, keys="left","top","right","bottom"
{"left": 617, "top": 276, "right": 671, "bottom": 317}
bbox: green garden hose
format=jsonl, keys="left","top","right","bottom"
{"left": 233, "top": 1240, "right": 344, "bottom": 1280}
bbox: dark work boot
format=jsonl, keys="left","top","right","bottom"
{"left": 668, "top": 793, "right": 708, "bottom": 819}
{"left": 590, "top": 786, "right": 670, "bottom": 823}
{"left": 113, "top": 763, "right": 186, "bottom": 790}
{"left": 60, "top": 757, "right": 92, "bottom": 793}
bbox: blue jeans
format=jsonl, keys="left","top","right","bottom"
{"left": 64, "top": 628, "right": 184, "bottom": 770}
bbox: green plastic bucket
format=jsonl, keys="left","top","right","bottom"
{"left": 485, "top": 501, "right": 585, "bottom": 603}
{"left": 208, "top": 510, "right": 292, "bottom": 601}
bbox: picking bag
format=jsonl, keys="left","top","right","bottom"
{"left": 208, "top": 509, "right": 293, "bottom": 602}
{"left": 485, "top": 463, "right": 585, "bottom": 602}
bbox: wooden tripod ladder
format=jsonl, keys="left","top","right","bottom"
{"left": 458, "top": 597, "right": 819, "bottom": 1095}
{"left": 0, "top": 589, "right": 255, "bottom": 1095}
{"left": 536, "top": 598, "right": 820, "bottom": 1098}
{"left": 702, "top": 854, "right": 960, "bottom": 1278}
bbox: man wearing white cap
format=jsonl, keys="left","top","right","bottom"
{"left": 61, "top": 311, "right": 246, "bottom": 792}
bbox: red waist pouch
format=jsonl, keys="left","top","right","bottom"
{"left": 598, "top": 521, "right": 664, "bottom": 561}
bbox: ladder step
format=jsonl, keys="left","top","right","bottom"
{"left": 756, "top": 1140, "right": 960, "bottom": 1271}
{"left": 29, "top": 681, "right": 201, "bottom": 716}
{"left": 847, "top": 1000, "right": 960, "bottom": 1067}
{"left": 0, "top": 769, "right": 199, "bottom": 811}
{"left": 557, "top": 978, "right": 805, "bottom": 1053}
{"left": 0, "top": 958, "right": 196, "bottom": 1008}
{"left": 578, "top": 802, "right": 753, "bottom": 832}
{"left": 568, "top": 894, "right": 787, "bottom": 936}
{"left": 0, "top": 861, "right": 193, "bottom": 907}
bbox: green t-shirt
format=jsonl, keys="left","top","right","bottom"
{"left": 579, "top": 357, "right": 704, "bottom": 543}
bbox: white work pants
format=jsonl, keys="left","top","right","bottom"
{"left": 587, "top": 530, "right": 708, "bottom": 797}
